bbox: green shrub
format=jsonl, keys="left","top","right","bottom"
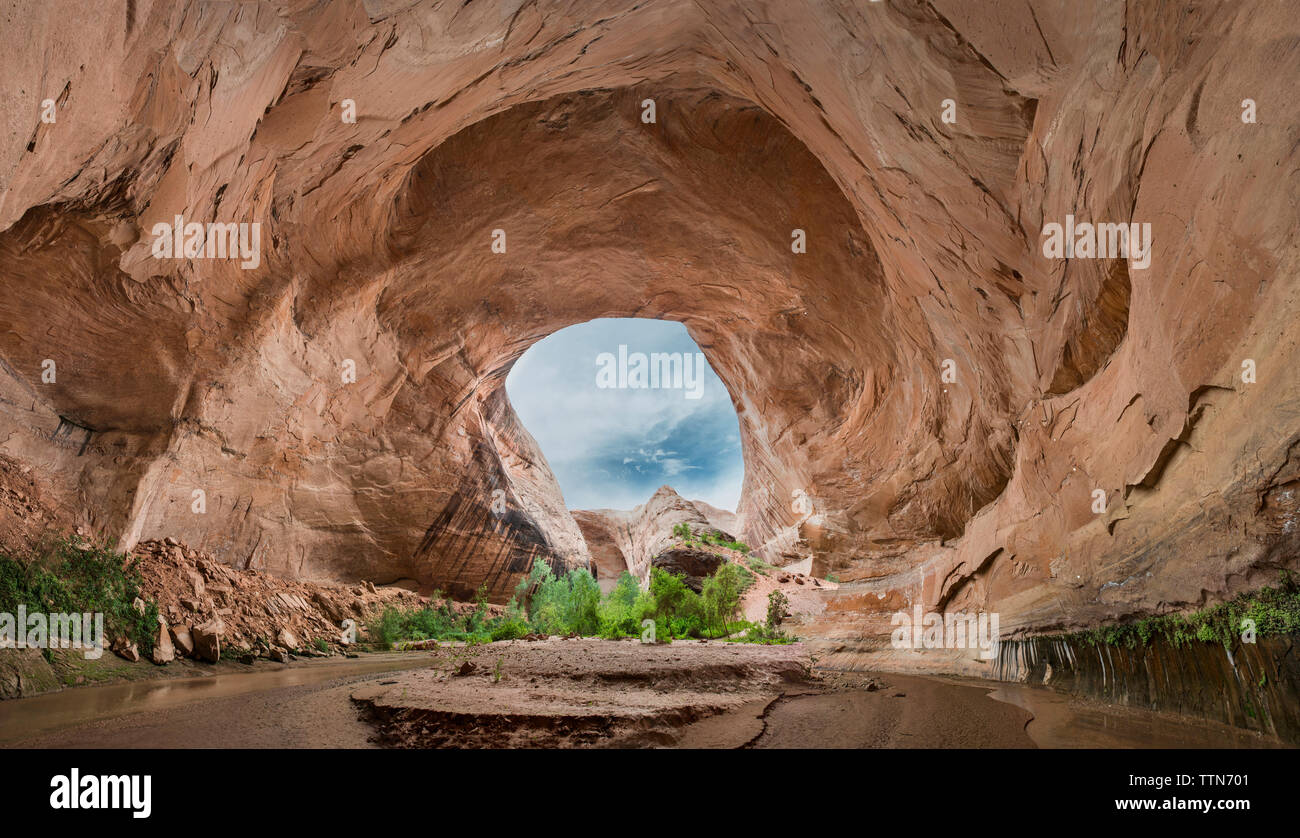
{"left": 527, "top": 564, "right": 601, "bottom": 635}
{"left": 649, "top": 567, "right": 699, "bottom": 623}
{"left": 1051, "top": 572, "right": 1300, "bottom": 651}
{"left": 670, "top": 614, "right": 705, "bottom": 638}
{"left": 766, "top": 589, "right": 790, "bottom": 632}
{"left": 597, "top": 572, "right": 655, "bottom": 638}
{"left": 701, "top": 562, "right": 744, "bottom": 636}
{"left": 362, "top": 557, "right": 795, "bottom": 646}
{"left": 693, "top": 530, "right": 750, "bottom": 553}
{"left": 735, "top": 623, "right": 795, "bottom": 645}
{"left": 0, "top": 536, "right": 159, "bottom": 655}
{"left": 489, "top": 603, "right": 531, "bottom": 641}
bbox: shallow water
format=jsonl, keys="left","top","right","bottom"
{"left": 0, "top": 653, "right": 430, "bottom": 744}
{"left": 967, "top": 678, "right": 1287, "bottom": 748}
{"left": 3, "top": 653, "right": 1290, "bottom": 748}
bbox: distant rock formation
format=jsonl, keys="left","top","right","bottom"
{"left": 573, "top": 486, "right": 754, "bottom": 591}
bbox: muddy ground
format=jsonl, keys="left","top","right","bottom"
{"left": 352, "top": 638, "right": 822, "bottom": 748}
{"left": 6, "top": 639, "right": 1285, "bottom": 749}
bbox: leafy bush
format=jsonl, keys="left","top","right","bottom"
{"left": 653, "top": 617, "right": 672, "bottom": 644}
{"left": 735, "top": 623, "right": 796, "bottom": 645}
{"left": 526, "top": 564, "right": 601, "bottom": 635}
{"left": 489, "top": 602, "right": 531, "bottom": 641}
{"left": 694, "top": 529, "right": 750, "bottom": 553}
{"left": 649, "top": 566, "right": 699, "bottom": 622}
{"left": 1055, "top": 572, "right": 1300, "bottom": 651}
{"left": 597, "top": 572, "right": 655, "bottom": 638}
{"left": 364, "top": 558, "right": 791, "bottom": 646}
{"left": 701, "top": 562, "right": 744, "bottom": 635}
{"left": 766, "top": 589, "right": 790, "bottom": 632}
{"left": 365, "top": 587, "right": 523, "bottom": 647}
{"left": 0, "top": 536, "right": 159, "bottom": 655}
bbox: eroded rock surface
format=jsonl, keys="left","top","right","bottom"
{"left": 573, "top": 486, "right": 746, "bottom": 587}
{"left": 0, "top": 1, "right": 1296, "bottom": 665}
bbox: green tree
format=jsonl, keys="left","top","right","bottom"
{"left": 649, "top": 567, "right": 694, "bottom": 619}
{"left": 597, "top": 571, "right": 655, "bottom": 637}
{"left": 528, "top": 564, "right": 601, "bottom": 635}
{"left": 702, "top": 562, "right": 744, "bottom": 636}
{"left": 766, "top": 589, "right": 790, "bottom": 632}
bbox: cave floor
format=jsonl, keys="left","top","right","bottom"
{"left": 1, "top": 641, "right": 1288, "bottom": 749}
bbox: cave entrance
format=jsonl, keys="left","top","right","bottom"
{"left": 506, "top": 317, "right": 744, "bottom": 512}
{"left": 505, "top": 317, "right": 744, "bottom": 586}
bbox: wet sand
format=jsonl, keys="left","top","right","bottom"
{"left": 973, "top": 677, "right": 1287, "bottom": 748}
{"left": 3, "top": 653, "right": 438, "bottom": 748}
{"left": 2, "top": 642, "right": 1289, "bottom": 748}
{"left": 676, "top": 673, "right": 1036, "bottom": 748}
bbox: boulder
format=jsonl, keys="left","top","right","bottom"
{"left": 650, "top": 546, "right": 724, "bottom": 592}
{"left": 0, "top": 648, "right": 60, "bottom": 699}
{"left": 151, "top": 615, "right": 175, "bottom": 665}
{"left": 170, "top": 624, "right": 195, "bottom": 657}
{"left": 111, "top": 638, "right": 140, "bottom": 662}
{"left": 311, "top": 591, "right": 347, "bottom": 624}
{"left": 192, "top": 619, "right": 224, "bottom": 663}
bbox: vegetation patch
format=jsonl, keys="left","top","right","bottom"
{"left": 0, "top": 536, "right": 160, "bottom": 656}
{"left": 732, "top": 590, "right": 795, "bottom": 645}
{"left": 365, "top": 557, "right": 772, "bottom": 647}
{"left": 671, "top": 522, "right": 750, "bottom": 554}
{"left": 1044, "top": 571, "right": 1300, "bottom": 651}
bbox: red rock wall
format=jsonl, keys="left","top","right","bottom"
{"left": 0, "top": 1, "right": 1296, "bottom": 637}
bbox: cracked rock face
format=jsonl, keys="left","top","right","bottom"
{"left": 0, "top": 1, "right": 1297, "bottom": 660}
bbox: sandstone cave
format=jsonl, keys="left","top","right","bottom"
{"left": 0, "top": 0, "right": 1298, "bottom": 756}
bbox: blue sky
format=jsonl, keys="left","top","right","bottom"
{"left": 505, "top": 318, "right": 744, "bottom": 511}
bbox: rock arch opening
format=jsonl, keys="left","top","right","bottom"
{"left": 505, "top": 317, "right": 744, "bottom": 514}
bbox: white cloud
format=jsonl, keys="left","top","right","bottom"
{"left": 506, "top": 318, "right": 744, "bottom": 511}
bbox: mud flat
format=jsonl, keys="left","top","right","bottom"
{"left": 7, "top": 640, "right": 1287, "bottom": 749}
{"left": 353, "top": 640, "right": 1294, "bottom": 749}
{"left": 3, "top": 653, "right": 438, "bottom": 748}
{"left": 350, "top": 638, "right": 813, "bottom": 748}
